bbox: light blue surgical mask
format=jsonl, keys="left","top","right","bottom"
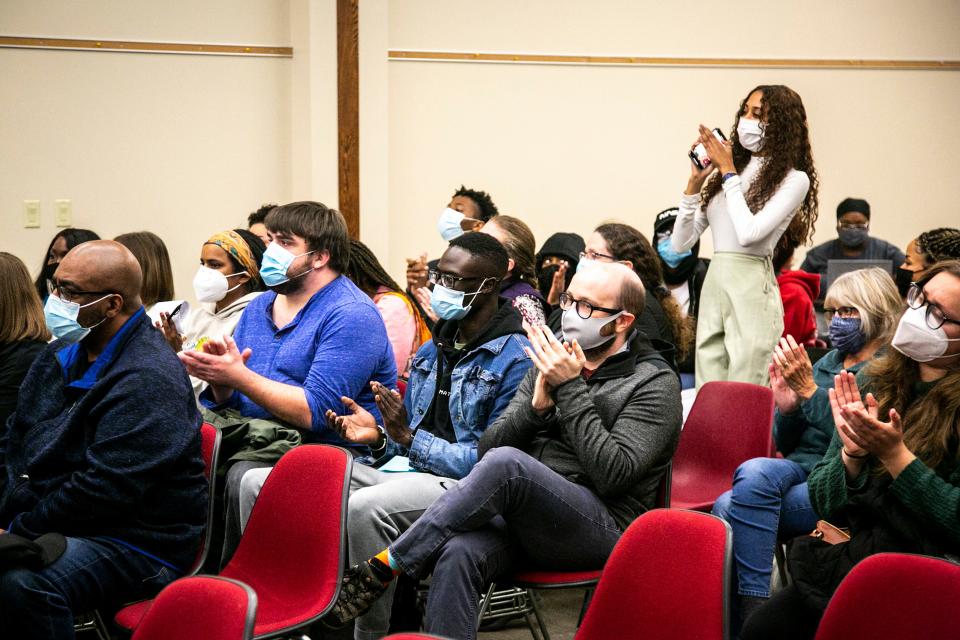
{"left": 259, "top": 242, "right": 316, "bottom": 287}
{"left": 657, "top": 237, "right": 692, "bottom": 269}
{"left": 437, "top": 208, "right": 466, "bottom": 242}
{"left": 44, "top": 293, "right": 112, "bottom": 344}
{"left": 429, "top": 280, "right": 492, "bottom": 321}
{"left": 576, "top": 257, "right": 597, "bottom": 273}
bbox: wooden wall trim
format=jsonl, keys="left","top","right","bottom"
{"left": 338, "top": 0, "right": 361, "bottom": 239}
{"left": 388, "top": 50, "right": 960, "bottom": 71}
{"left": 0, "top": 36, "right": 292, "bottom": 57}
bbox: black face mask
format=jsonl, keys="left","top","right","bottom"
{"left": 537, "top": 264, "right": 573, "bottom": 299}
{"left": 41, "top": 261, "right": 58, "bottom": 283}
{"left": 661, "top": 254, "right": 699, "bottom": 285}
{"left": 894, "top": 267, "right": 916, "bottom": 298}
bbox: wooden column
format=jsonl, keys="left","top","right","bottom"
{"left": 337, "top": 0, "right": 360, "bottom": 238}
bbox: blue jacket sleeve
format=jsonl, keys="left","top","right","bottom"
{"left": 407, "top": 343, "right": 532, "bottom": 479}
{"left": 302, "top": 304, "right": 396, "bottom": 434}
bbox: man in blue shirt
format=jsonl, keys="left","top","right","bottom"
{"left": 0, "top": 241, "right": 207, "bottom": 639}
{"left": 180, "top": 201, "right": 397, "bottom": 564}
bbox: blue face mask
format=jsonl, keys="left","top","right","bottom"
{"left": 437, "top": 208, "right": 466, "bottom": 242}
{"left": 259, "top": 242, "right": 316, "bottom": 287}
{"left": 657, "top": 237, "right": 692, "bottom": 269}
{"left": 44, "top": 293, "right": 112, "bottom": 344}
{"left": 429, "top": 280, "right": 491, "bottom": 321}
{"left": 829, "top": 315, "right": 867, "bottom": 355}
{"left": 576, "top": 257, "right": 597, "bottom": 273}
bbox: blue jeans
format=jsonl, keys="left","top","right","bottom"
{"left": 712, "top": 458, "right": 817, "bottom": 598}
{"left": 0, "top": 536, "right": 176, "bottom": 640}
{"left": 390, "top": 447, "right": 622, "bottom": 640}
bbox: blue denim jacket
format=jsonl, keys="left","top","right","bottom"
{"left": 395, "top": 330, "right": 531, "bottom": 479}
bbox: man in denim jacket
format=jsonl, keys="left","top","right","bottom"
{"left": 240, "top": 232, "right": 531, "bottom": 640}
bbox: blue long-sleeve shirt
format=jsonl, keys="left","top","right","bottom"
{"left": 201, "top": 275, "right": 397, "bottom": 447}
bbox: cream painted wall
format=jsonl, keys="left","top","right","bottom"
{"left": 0, "top": 0, "right": 295, "bottom": 302}
{"left": 381, "top": 0, "right": 960, "bottom": 281}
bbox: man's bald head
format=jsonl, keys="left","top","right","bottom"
{"left": 569, "top": 262, "right": 646, "bottom": 321}
{"left": 57, "top": 240, "right": 143, "bottom": 312}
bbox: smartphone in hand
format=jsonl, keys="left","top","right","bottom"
{"left": 689, "top": 128, "right": 727, "bottom": 170}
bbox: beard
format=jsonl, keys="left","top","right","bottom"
{"left": 268, "top": 264, "right": 314, "bottom": 296}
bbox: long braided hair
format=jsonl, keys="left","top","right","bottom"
{"left": 702, "top": 85, "right": 820, "bottom": 249}
{"left": 344, "top": 239, "right": 404, "bottom": 295}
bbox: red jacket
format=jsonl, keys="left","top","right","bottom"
{"left": 777, "top": 270, "right": 820, "bottom": 346}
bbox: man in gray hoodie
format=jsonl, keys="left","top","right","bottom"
{"left": 331, "top": 262, "right": 682, "bottom": 639}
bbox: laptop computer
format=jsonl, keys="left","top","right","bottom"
{"left": 825, "top": 259, "right": 894, "bottom": 292}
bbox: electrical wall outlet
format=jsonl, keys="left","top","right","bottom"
{"left": 23, "top": 200, "right": 40, "bottom": 228}
{"left": 55, "top": 199, "right": 72, "bottom": 227}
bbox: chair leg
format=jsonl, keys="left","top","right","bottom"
{"left": 525, "top": 589, "right": 551, "bottom": 640}
{"left": 476, "top": 582, "right": 496, "bottom": 628}
{"left": 576, "top": 588, "right": 594, "bottom": 628}
{"left": 774, "top": 542, "right": 790, "bottom": 587}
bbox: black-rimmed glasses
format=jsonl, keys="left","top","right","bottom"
{"left": 559, "top": 293, "right": 622, "bottom": 319}
{"left": 906, "top": 283, "right": 960, "bottom": 330}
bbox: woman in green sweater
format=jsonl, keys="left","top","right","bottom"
{"left": 712, "top": 267, "right": 901, "bottom": 631}
{"left": 742, "top": 260, "right": 960, "bottom": 640}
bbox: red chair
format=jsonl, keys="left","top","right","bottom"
{"left": 131, "top": 576, "right": 257, "bottom": 640}
{"left": 575, "top": 509, "right": 732, "bottom": 640}
{"left": 478, "top": 468, "right": 672, "bottom": 639}
{"left": 221, "top": 444, "right": 352, "bottom": 638}
{"left": 670, "top": 381, "right": 774, "bottom": 511}
{"left": 114, "top": 422, "right": 222, "bottom": 632}
{"left": 815, "top": 553, "right": 960, "bottom": 640}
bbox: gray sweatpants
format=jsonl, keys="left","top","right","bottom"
{"left": 238, "top": 462, "right": 455, "bottom": 640}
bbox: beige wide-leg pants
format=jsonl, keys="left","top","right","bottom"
{"left": 694, "top": 252, "right": 784, "bottom": 389}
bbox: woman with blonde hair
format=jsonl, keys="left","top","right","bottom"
{"left": 0, "top": 253, "right": 51, "bottom": 426}
{"left": 713, "top": 267, "right": 902, "bottom": 632}
{"left": 481, "top": 215, "right": 549, "bottom": 325}
{"left": 743, "top": 260, "right": 960, "bottom": 639}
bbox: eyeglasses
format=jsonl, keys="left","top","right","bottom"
{"left": 427, "top": 269, "right": 486, "bottom": 290}
{"left": 51, "top": 283, "right": 115, "bottom": 304}
{"left": 837, "top": 222, "right": 869, "bottom": 230}
{"left": 906, "top": 283, "right": 960, "bottom": 330}
{"left": 558, "top": 293, "right": 622, "bottom": 319}
{"left": 823, "top": 306, "right": 860, "bottom": 321}
{"left": 579, "top": 249, "right": 618, "bottom": 263}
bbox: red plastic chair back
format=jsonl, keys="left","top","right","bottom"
{"left": 670, "top": 381, "right": 773, "bottom": 511}
{"left": 576, "top": 509, "right": 732, "bottom": 640}
{"left": 221, "top": 445, "right": 352, "bottom": 637}
{"left": 815, "top": 553, "right": 960, "bottom": 640}
{"left": 131, "top": 576, "right": 257, "bottom": 640}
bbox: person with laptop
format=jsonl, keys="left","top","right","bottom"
{"left": 800, "top": 197, "right": 904, "bottom": 294}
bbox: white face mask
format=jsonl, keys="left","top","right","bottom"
{"left": 193, "top": 265, "right": 247, "bottom": 303}
{"left": 561, "top": 307, "right": 624, "bottom": 350}
{"left": 891, "top": 306, "right": 960, "bottom": 363}
{"left": 437, "top": 207, "right": 466, "bottom": 242}
{"left": 737, "top": 117, "right": 764, "bottom": 153}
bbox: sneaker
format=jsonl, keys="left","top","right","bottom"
{"left": 329, "top": 562, "right": 389, "bottom": 625}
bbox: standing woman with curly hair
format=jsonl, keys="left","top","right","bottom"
{"left": 673, "top": 85, "right": 819, "bottom": 387}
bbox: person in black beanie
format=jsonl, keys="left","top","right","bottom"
{"left": 535, "top": 232, "right": 585, "bottom": 309}
{"left": 799, "top": 197, "right": 904, "bottom": 296}
{"left": 653, "top": 207, "right": 709, "bottom": 387}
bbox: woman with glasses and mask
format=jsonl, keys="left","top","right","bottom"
{"left": 742, "top": 260, "right": 960, "bottom": 640}
{"left": 712, "top": 267, "right": 902, "bottom": 634}
{"left": 896, "top": 227, "right": 960, "bottom": 298}
{"left": 673, "top": 85, "right": 819, "bottom": 388}
{"left": 33, "top": 228, "right": 100, "bottom": 302}
{"left": 549, "top": 222, "right": 690, "bottom": 372}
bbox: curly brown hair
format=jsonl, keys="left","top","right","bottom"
{"left": 595, "top": 223, "right": 695, "bottom": 361}
{"left": 702, "top": 85, "right": 820, "bottom": 249}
